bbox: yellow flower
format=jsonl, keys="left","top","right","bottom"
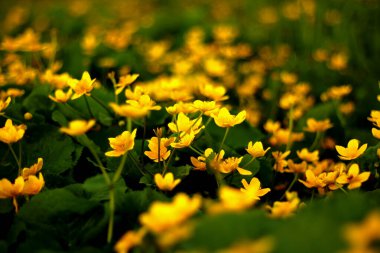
{"left": 240, "top": 177, "right": 270, "bottom": 199}
{"left": 336, "top": 164, "right": 370, "bottom": 190}
{"left": 114, "top": 228, "right": 146, "bottom": 253}
{"left": 269, "top": 129, "right": 304, "bottom": 146}
{"left": 217, "top": 157, "right": 252, "bottom": 175}
{"left": 166, "top": 102, "right": 197, "bottom": 115}
{"left": 0, "top": 119, "right": 26, "bottom": 144}
{"left": 209, "top": 186, "right": 258, "bottom": 213}
{"left": 68, "top": 71, "right": 96, "bottom": 100}
{"left": 105, "top": 129, "right": 137, "bottom": 157}
{"left": 60, "top": 119, "right": 96, "bottom": 136}
{"left": 246, "top": 141, "right": 270, "bottom": 158}
{"left": 372, "top": 128, "right": 380, "bottom": 139}
{"left": 199, "top": 83, "right": 229, "bottom": 101}
{"left": 212, "top": 107, "right": 246, "bottom": 128}
{"left": 115, "top": 74, "right": 139, "bottom": 95}
{"left": 109, "top": 103, "right": 149, "bottom": 118}
{"left": 284, "top": 160, "right": 307, "bottom": 174}
{"left": 335, "top": 139, "right": 367, "bottom": 160}
{"left": 272, "top": 151, "right": 291, "bottom": 173}
{"left": 22, "top": 158, "right": 43, "bottom": 179}
{"left": 24, "top": 112, "right": 33, "bottom": 120}
{"left": 144, "top": 137, "right": 173, "bottom": 162}
{"left": 154, "top": 173, "right": 181, "bottom": 191}
{"left": 48, "top": 89, "right": 73, "bottom": 103}
{"left": 168, "top": 113, "right": 204, "bottom": 134}
{"left": 22, "top": 173, "right": 45, "bottom": 195}
{"left": 191, "top": 100, "right": 219, "bottom": 116}
{"left": 267, "top": 191, "right": 301, "bottom": 218}
{"left": 139, "top": 193, "right": 201, "bottom": 233}
{"left": 263, "top": 120, "right": 281, "bottom": 133}
{"left": 170, "top": 132, "right": 195, "bottom": 149}
{"left": 126, "top": 94, "right": 161, "bottom": 112}
{"left": 0, "top": 176, "right": 24, "bottom": 199}
{"left": 0, "top": 97, "right": 11, "bottom": 114}
{"left": 304, "top": 118, "right": 333, "bottom": 132}
{"left": 299, "top": 170, "right": 326, "bottom": 189}
{"left": 296, "top": 148, "right": 319, "bottom": 162}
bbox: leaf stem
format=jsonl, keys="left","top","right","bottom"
{"left": 8, "top": 144, "right": 21, "bottom": 174}
{"left": 84, "top": 95, "right": 94, "bottom": 118}
{"left": 286, "top": 105, "right": 294, "bottom": 151}
{"left": 218, "top": 127, "right": 230, "bottom": 155}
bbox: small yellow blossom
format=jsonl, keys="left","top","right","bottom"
{"left": 48, "top": 89, "right": 73, "bottom": 103}
{"left": 114, "top": 228, "right": 147, "bottom": 253}
{"left": 191, "top": 100, "right": 220, "bottom": 116}
{"left": 115, "top": 74, "right": 139, "bottom": 95}
{"left": 285, "top": 160, "right": 307, "bottom": 174}
{"left": 371, "top": 128, "right": 380, "bottom": 139}
{"left": 336, "top": 163, "right": 370, "bottom": 190}
{"left": 296, "top": 148, "right": 319, "bottom": 162}
{"left": 109, "top": 103, "right": 149, "bottom": 118}
{"left": 22, "top": 173, "right": 45, "bottom": 195}
{"left": 335, "top": 139, "right": 367, "bottom": 160}
{"left": 267, "top": 191, "right": 301, "bottom": 218}
{"left": 60, "top": 119, "right": 96, "bottom": 136}
{"left": 217, "top": 157, "right": 252, "bottom": 175}
{"left": 299, "top": 170, "right": 327, "bottom": 189}
{"left": 304, "top": 118, "right": 333, "bottom": 132}
{"left": 105, "top": 129, "right": 137, "bottom": 157}
{"left": 22, "top": 158, "right": 43, "bottom": 179}
{"left": 246, "top": 141, "right": 270, "bottom": 158}
{"left": 0, "top": 97, "right": 11, "bottom": 115}
{"left": 0, "top": 119, "right": 26, "bottom": 144}
{"left": 139, "top": 193, "right": 201, "bottom": 233}
{"left": 166, "top": 102, "right": 197, "bottom": 115}
{"left": 212, "top": 107, "right": 246, "bottom": 128}
{"left": 144, "top": 137, "right": 173, "bottom": 162}
{"left": 23, "top": 112, "right": 33, "bottom": 120}
{"left": 68, "top": 71, "right": 96, "bottom": 100}
{"left": 209, "top": 186, "right": 258, "bottom": 213}
{"left": 269, "top": 129, "right": 304, "bottom": 146}
{"left": 240, "top": 177, "right": 270, "bottom": 199}
{"left": 168, "top": 113, "right": 203, "bottom": 135}
{"left": 170, "top": 132, "right": 195, "bottom": 149}
{"left": 272, "top": 151, "right": 291, "bottom": 173}
{"left": 154, "top": 173, "right": 181, "bottom": 191}
{"left": 263, "top": 120, "right": 281, "bottom": 133}
{"left": 199, "top": 83, "right": 229, "bottom": 101}
{"left": 0, "top": 176, "right": 24, "bottom": 199}
{"left": 126, "top": 94, "right": 161, "bottom": 112}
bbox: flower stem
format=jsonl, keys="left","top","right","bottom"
{"left": 218, "top": 127, "right": 230, "bottom": 155}
{"left": 281, "top": 173, "right": 298, "bottom": 200}
{"left": 8, "top": 144, "right": 21, "bottom": 174}
{"left": 84, "top": 96, "right": 94, "bottom": 118}
{"left": 107, "top": 185, "right": 115, "bottom": 243}
{"left": 112, "top": 153, "right": 128, "bottom": 183}
{"left": 243, "top": 157, "right": 255, "bottom": 169}
{"left": 91, "top": 95, "right": 113, "bottom": 114}
{"left": 163, "top": 149, "right": 176, "bottom": 175}
{"left": 189, "top": 145, "right": 203, "bottom": 156}
{"left": 310, "top": 131, "right": 322, "bottom": 151}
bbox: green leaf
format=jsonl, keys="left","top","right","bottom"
{"left": 22, "top": 85, "right": 52, "bottom": 114}
{"left": 83, "top": 174, "right": 127, "bottom": 202}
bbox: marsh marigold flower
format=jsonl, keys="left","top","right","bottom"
{"left": 105, "top": 129, "right": 137, "bottom": 157}
{"left": 60, "top": 119, "right": 96, "bottom": 136}
{"left": 372, "top": 128, "right": 380, "bottom": 139}
{"left": 114, "top": 228, "right": 147, "bottom": 253}
{"left": 0, "top": 97, "right": 11, "bottom": 114}
{"left": 114, "top": 74, "right": 139, "bottom": 95}
{"left": 212, "top": 107, "right": 246, "bottom": 128}
{"left": 246, "top": 141, "right": 270, "bottom": 158}
{"left": 0, "top": 119, "right": 26, "bottom": 144}
{"left": 209, "top": 186, "right": 258, "bottom": 213}
{"left": 144, "top": 137, "right": 173, "bottom": 162}
{"left": 217, "top": 157, "right": 252, "bottom": 175}
{"left": 68, "top": 71, "right": 96, "bottom": 100}
{"left": 191, "top": 100, "right": 219, "bottom": 116}
{"left": 336, "top": 163, "right": 370, "bottom": 190}
{"left": 296, "top": 148, "right": 319, "bottom": 162}
{"left": 170, "top": 132, "right": 195, "bottom": 149}
{"left": 48, "top": 89, "right": 73, "bottom": 103}
{"left": 139, "top": 193, "right": 201, "bottom": 233}
{"left": 299, "top": 170, "right": 326, "bottom": 189}
{"left": 335, "top": 139, "right": 367, "bottom": 161}
{"left": 240, "top": 177, "right": 270, "bottom": 199}
{"left": 304, "top": 118, "right": 333, "bottom": 132}
{"left": 109, "top": 103, "right": 149, "bottom": 118}
{"left": 168, "top": 113, "right": 204, "bottom": 135}
{"left": 154, "top": 173, "right": 181, "bottom": 191}
{"left": 267, "top": 191, "right": 301, "bottom": 218}
{"left": 22, "top": 158, "right": 43, "bottom": 179}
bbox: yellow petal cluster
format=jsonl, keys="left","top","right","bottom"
{"left": 0, "top": 97, "right": 11, "bottom": 114}
{"left": 154, "top": 172, "right": 181, "bottom": 191}
{"left": 68, "top": 71, "right": 96, "bottom": 100}
{"left": 335, "top": 139, "right": 367, "bottom": 160}
{"left": 144, "top": 137, "right": 173, "bottom": 162}
{"left": 246, "top": 141, "right": 270, "bottom": 158}
{"left": 48, "top": 89, "right": 72, "bottom": 103}
{"left": 139, "top": 193, "right": 201, "bottom": 233}
{"left": 0, "top": 119, "right": 26, "bottom": 144}
{"left": 212, "top": 107, "right": 246, "bottom": 128}
{"left": 304, "top": 118, "right": 333, "bottom": 132}
{"left": 60, "top": 119, "right": 96, "bottom": 136}
{"left": 105, "top": 129, "right": 137, "bottom": 157}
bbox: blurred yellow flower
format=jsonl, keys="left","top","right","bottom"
{"left": 336, "top": 163, "right": 370, "bottom": 190}
{"left": 212, "top": 107, "right": 246, "bottom": 128}
{"left": 246, "top": 141, "right": 270, "bottom": 158}
{"left": 60, "top": 119, "right": 96, "bottom": 136}
{"left": 299, "top": 170, "right": 326, "bottom": 189}
{"left": 304, "top": 118, "right": 333, "bottom": 132}
{"left": 0, "top": 97, "right": 11, "bottom": 115}
{"left": 335, "top": 139, "right": 367, "bottom": 160}
{"left": 115, "top": 74, "right": 139, "bottom": 95}
{"left": 170, "top": 132, "right": 195, "bottom": 149}
{"left": 0, "top": 119, "right": 26, "bottom": 144}
{"left": 372, "top": 128, "right": 380, "bottom": 139}
{"left": 0, "top": 176, "right": 24, "bottom": 199}
{"left": 209, "top": 186, "right": 258, "bottom": 213}
{"left": 22, "top": 158, "right": 43, "bottom": 179}
{"left": 296, "top": 148, "right": 319, "bottom": 162}
{"left": 105, "top": 129, "right": 137, "bottom": 157}
{"left": 191, "top": 100, "right": 219, "bottom": 116}
{"left": 22, "top": 173, "right": 45, "bottom": 195}
{"left": 139, "top": 193, "right": 201, "bottom": 233}
{"left": 109, "top": 103, "right": 149, "bottom": 118}
{"left": 267, "top": 191, "right": 301, "bottom": 218}
{"left": 154, "top": 172, "right": 181, "bottom": 191}
{"left": 114, "top": 228, "right": 146, "bottom": 253}
{"left": 48, "top": 89, "right": 73, "bottom": 103}
{"left": 127, "top": 94, "right": 161, "bottom": 112}
{"left": 68, "top": 71, "right": 96, "bottom": 100}
{"left": 217, "top": 157, "right": 252, "bottom": 175}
